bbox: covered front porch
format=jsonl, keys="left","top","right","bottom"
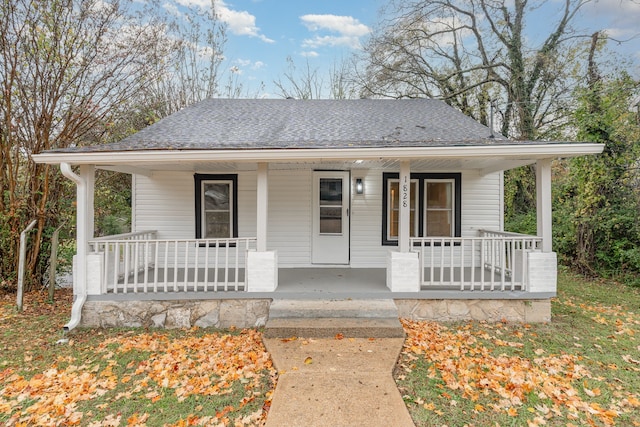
{"left": 84, "top": 227, "right": 550, "bottom": 298}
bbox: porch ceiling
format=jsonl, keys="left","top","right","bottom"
{"left": 98, "top": 157, "right": 532, "bottom": 174}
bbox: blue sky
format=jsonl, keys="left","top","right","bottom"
{"left": 169, "top": 0, "right": 640, "bottom": 98}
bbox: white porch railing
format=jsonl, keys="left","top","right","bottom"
{"left": 411, "top": 230, "right": 542, "bottom": 291}
{"left": 89, "top": 231, "right": 257, "bottom": 293}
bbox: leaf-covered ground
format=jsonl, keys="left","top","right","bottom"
{"left": 2, "top": 269, "right": 639, "bottom": 426}
{"left": 397, "top": 269, "right": 640, "bottom": 426}
{"left": 0, "top": 290, "right": 276, "bottom": 426}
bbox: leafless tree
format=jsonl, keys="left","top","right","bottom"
{"left": 274, "top": 57, "right": 360, "bottom": 100}
{"left": 358, "top": 0, "right": 594, "bottom": 139}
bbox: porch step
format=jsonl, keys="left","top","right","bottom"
{"left": 264, "top": 299, "right": 405, "bottom": 338}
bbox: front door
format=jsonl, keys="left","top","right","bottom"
{"left": 312, "top": 171, "right": 350, "bottom": 264}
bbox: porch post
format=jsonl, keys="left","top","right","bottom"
{"left": 256, "top": 162, "right": 268, "bottom": 252}
{"left": 527, "top": 159, "right": 557, "bottom": 297}
{"left": 399, "top": 160, "right": 411, "bottom": 252}
{"left": 84, "top": 165, "right": 95, "bottom": 239}
{"left": 387, "top": 160, "right": 420, "bottom": 292}
{"left": 247, "top": 162, "right": 278, "bottom": 292}
{"left": 536, "top": 159, "right": 552, "bottom": 253}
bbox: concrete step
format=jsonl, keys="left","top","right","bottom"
{"left": 264, "top": 299, "right": 405, "bottom": 338}
{"left": 268, "top": 299, "right": 400, "bottom": 319}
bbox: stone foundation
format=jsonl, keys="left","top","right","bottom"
{"left": 394, "top": 299, "right": 551, "bottom": 323}
{"left": 80, "top": 299, "right": 272, "bottom": 329}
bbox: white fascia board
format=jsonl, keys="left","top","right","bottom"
{"left": 32, "top": 143, "right": 605, "bottom": 165}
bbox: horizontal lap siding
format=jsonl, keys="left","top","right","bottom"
{"left": 133, "top": 172, "right": 194, "bottom": 239}
{"left": 132, "top": 168, "right": 501, "bottom": 268}
{"left": 268, "top": 170, "right": 311, "bottom": 266}
{"left": 350, "top": 169, "right": 385, "bottom": 268}
{"left": 133, "top": 171, "right": 257, "bottom": 240}
{"left": 461, "top": 171, "right": 501, "bottom": 235}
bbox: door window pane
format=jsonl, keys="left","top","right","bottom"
{"left": 319, "top": 178, "right": 343, "bottom": 205}
{"left": 319, "top": 178, "right": 342, "bottom": 234}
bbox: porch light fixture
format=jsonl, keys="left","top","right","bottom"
{"left": 355, "top": 178, "right": 364, "bottom": 194}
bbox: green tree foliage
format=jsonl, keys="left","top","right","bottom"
{"left": 553, "top": 42, "right": 640, "bottom": 280}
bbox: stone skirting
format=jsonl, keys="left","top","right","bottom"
{"left": 78, "top": 297, "right": 551, "bottom": 329}
{"left": 80, "top": 299, "right": 271, "bottom": 329}
{"left": 394, "top": 299, "right": 551, "bottom": 323}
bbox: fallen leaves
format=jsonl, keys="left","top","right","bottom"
{"left": 0, "top": 329, "right": 275, "bottom": 426}
{"left": 400, "top": 319, "right": 637, "bottom": 426}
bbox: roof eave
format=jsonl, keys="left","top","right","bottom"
{"left": 32, "top": 143, "right": 605, "bottom": 165}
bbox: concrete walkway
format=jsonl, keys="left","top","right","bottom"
{"left": 263, "top": 336, "right": 415, "bottom": 427}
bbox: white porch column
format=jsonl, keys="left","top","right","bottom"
{"left": 398, "top": 160, "right": 411, "bottom": 253}
{"left": 536, "top": 159, "right": 552, "bottom": 253}
{"left": 387, "top": 161, "right": 420, "bottom": 292}
{"left": 247, "top": 162, "right": 278, "bottom": 292}
{"left": 83, "top": 165, "right": 95, "bottom": 240}
{"left": 256, "top": 162, "right": 268, "bottom": 252}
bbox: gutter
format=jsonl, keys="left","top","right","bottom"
{"left": 32, "top": 143, "right": 605, "bottom": 165}
{"left": 60, "top": 162, "right": 86, "bottom": 331}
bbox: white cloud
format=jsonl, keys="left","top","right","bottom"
{"left": 301, "top": 51, "right": 319, "bottom": 58}
{"left": 174, "top": 0, "right": 274, "bottom": 43}
{"left": 300, "top": 14, "right": 370, "bottom": 37}
{"left": 582, "top": 0, "right": 640, "bottom": 40}
{"left": 299, "top": 14, "right": 370, "bottom": 50}
{"left": 302, "top": 35, "right": 362, "bottom": 50}
{"left": 235, "top": 59, "right": 266, "bottom": 70}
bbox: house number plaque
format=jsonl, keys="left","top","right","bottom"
{"left": 402, "top": 176, "right": 409, "bottom": 208}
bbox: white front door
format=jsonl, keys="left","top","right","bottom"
{"left": 312, "top": 171, "right": 350, "bottom": 264}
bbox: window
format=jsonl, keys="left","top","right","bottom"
{"left": 382, "top": 173, "right": 461, "bottom": 245}
{"left": 195, "top": 174, "right": 238, "bottom": 239}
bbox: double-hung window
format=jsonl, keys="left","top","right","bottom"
{"left": 195, "top": 174, "right": 238, "bottom": 239}
{"left": 382, "top": 173, "right": 461, "bottom": 245}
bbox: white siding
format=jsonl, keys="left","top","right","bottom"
{"left": 267, "top": 170, "right": 312, "bottom": 267}
{"left": 460, "top": 171, "right": 501, "bottom": 235}
{"left": 133, "top": 172, "right": 194, "bottom": 239}
{"left": 132, "top": 167, "right": 501, "bottom": 268}
{"left": 350, "top": 169, "right": 385, "bottom": 267}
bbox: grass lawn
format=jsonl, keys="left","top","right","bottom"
{"left": 0, "top": 289, "right": 276, "bottom": 426}
{"left": 1, "top": 269, "right": 639, "bottom": 426}
{"left": 397, "top": 267, "right": 640, "bottom": 427}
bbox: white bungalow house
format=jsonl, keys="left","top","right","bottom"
{"left": 34, "top": 99, "right": 603, "bottom": 329}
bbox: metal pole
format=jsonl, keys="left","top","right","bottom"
{"left": 17, "top": 220, "right": 37, "bottom": 311}
{"left": 49, "top": 225, "right": 64, "bottom": 302}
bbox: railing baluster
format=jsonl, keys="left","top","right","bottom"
{"left": 234, "top": 241, "right": 240, "bottom": 291}
{"left": 224, "top": 239, "right": 230, "bottom": 291}
{"left": 214, "top": 242, "right": 219, "bottom": 292}
{"left": 470, "top": 239, "right": 475, "bottom": 291}
{"left": 153, "top": 241, "right": 159, "bottom": 293}
{"left": 143, "top": 241, "right": 149, "bottom": 293}
{"left": 183, "top": 241, "right": 189, "bottom": 292}
{"left": 204, "top": 241, "right": 210, "bottom": 292}
{"left": 500, "top": 239, "right": 506, "bottom": 291}
{"left": 163, "top": 241, "right": 169, "bottom": 292}
{"left": 123, "top": 242, "right": 130, "bottom": 293}
{"left": 173, "top": 240, "right": 179, "bottom": 291}
{"left": 194, "top": 240, "right": 200, "bottom": 291}
{"left": 460, "top": 239, "right": 465, "bottom": 291}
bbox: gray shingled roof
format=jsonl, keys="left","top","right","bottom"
{"left": 52, "top": 98, "right": 516, "bottom": 153}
